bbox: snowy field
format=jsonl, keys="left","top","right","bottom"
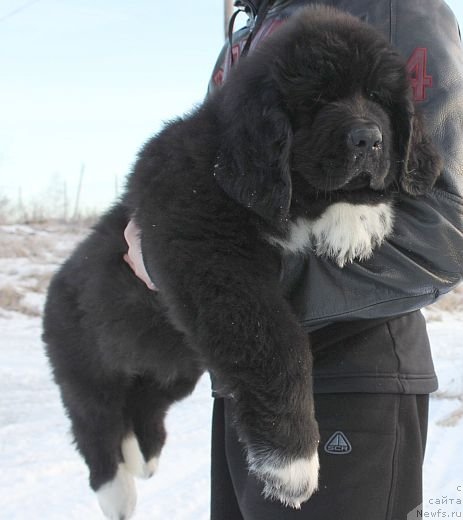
{"left": 0, "top": 223, "right": 462, "bottom": 519}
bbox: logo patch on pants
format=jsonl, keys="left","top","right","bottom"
{"left": 324, "top": 431, "right": 352, "bottom": 455}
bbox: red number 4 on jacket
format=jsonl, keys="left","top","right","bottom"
{"left": 407, "top": 48, "right": 433, "bottom": 102}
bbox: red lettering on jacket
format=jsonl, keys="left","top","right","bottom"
{"left": 215, "top": 28, "right": 435, "bottom": 104}
{"left": 407, "top": 48, "right": 433, "bottom": 102}
{"left": 213, "top": 19, "right": 286, "bottom": 87}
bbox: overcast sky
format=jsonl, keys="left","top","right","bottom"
{"left": 1, "top": 0, "right": 462, "bottom": 215}
{"left": 0, "top": 0, "right": 225, "bottom": 214}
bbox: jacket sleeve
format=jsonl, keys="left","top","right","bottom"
{"left": 212, "top": 0, "right": 463, "bottom": 331}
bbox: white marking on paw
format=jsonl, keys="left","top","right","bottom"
{"left": 122, "top": 433, "right": 159, "bottom": 479}
{"left": 144, "top": 455, "right": 159, "bottom": 477}
{"left": 248, "top": 451, "right": 320, "bottom": 509}
{"left": 97, "top": 463, "right": 136, "bottom": 520}
{"left": 311, "top": 202, "right": 394, "bottom": 266}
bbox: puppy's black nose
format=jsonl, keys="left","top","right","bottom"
{"left": 348, "top": 125, "right": 382, "bottom": 150}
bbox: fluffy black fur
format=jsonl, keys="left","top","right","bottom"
{"left": 43, "top": 5, "right": 441, "bottom": 517}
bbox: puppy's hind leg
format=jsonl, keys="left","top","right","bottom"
{"left": 63, "top": 377, "right": 137, "bottom": 520}
{"left": 96, "top": 464, "right": 136, "bottom": 520}
{"left": 123, "top": 370, "right": 202, "bottom": 480}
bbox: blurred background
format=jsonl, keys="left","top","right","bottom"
{"left": 0, "top": 0, "right": 462, "bottom": 221}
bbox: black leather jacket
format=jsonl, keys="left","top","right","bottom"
{"left": 209, "top": 0, "right": 463, "bottom": 395}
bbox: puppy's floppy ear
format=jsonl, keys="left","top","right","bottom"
{"left": 397, "top": 102, "right": 442, "bottom": 196}
{"left": 214, "top": 75, "right": 292, "bottom": 224}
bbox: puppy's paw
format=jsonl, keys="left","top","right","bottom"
{"left": 311, "top": 201, "right": 394, "bottom": 267}
{"left": 96, "top": 464, "right": 136, "bottom": 520}
{"left": 248, "top": 451, "right": 320, "bottom": 509}
{"left": 122, "top": 433, "right": 159, "bottom": 479}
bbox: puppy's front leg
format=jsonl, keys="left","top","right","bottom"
{"left": 147, "top": 242, "right": 320, "bottom": 508}
{"left": 208, "top": 278, "right": 320, "bottom": 508}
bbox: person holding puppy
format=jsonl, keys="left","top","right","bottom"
{"left": 124, "top": 1, "right": 463, "bottom": 518}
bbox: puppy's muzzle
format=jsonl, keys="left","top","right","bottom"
{"left": 347, "top": 124, "right": 383, "bottom": 153}
{"left": 345, "top": 124, "right": 386, "bottom": 190}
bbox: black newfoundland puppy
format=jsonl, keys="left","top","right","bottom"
{"left": 43, "top": 5, "right": 441, "bottom": 519}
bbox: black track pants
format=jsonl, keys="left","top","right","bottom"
{"left": 211, "top": 393, "right": 429, "bottom": 520}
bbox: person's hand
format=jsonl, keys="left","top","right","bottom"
{"left": 123, "top": 219, "right": 158, "bottom": 291}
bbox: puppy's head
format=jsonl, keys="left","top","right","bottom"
{"left": 214, "top": 6, "right": 442, "bottom": 224}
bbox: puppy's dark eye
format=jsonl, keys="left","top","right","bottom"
{"left": 368, "top": 90, "right": 381, "bottom": 102}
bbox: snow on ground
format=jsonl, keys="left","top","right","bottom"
{"left": 0, "top": 223, "right": 462, "bottom": 519}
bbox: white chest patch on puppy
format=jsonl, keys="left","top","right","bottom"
{"left": 267, "top": 217, "right": 314, "bottom": 254}
{"left": 311, "top": 201, "right": 394, "bottom": 266}
{"left": 267, "top": 202, "right": 394, "bottom": 267}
